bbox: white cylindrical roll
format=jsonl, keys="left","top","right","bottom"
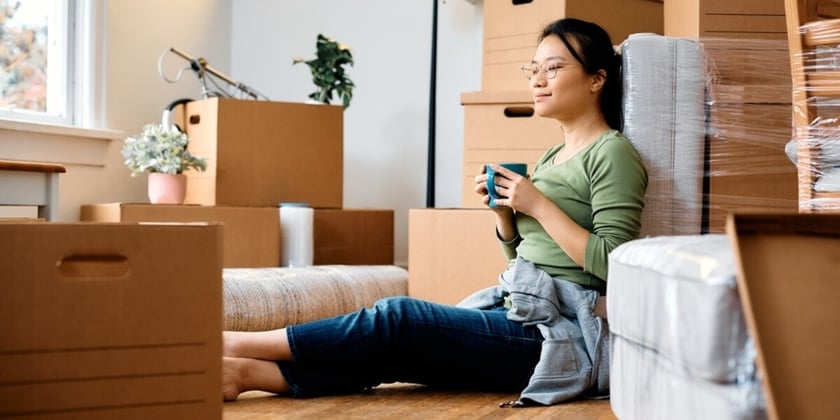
{"left": 278, "top": 202, "right": 313, "bottom": 267}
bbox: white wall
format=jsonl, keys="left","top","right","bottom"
{"left": 230, "top": 0, "right": 482, "bottom": 265}
{"left": 0, "top": 0, "right": 482, "bottom": 267}
{"left": 99, "top": 0, "right": 233, "bottom": 208}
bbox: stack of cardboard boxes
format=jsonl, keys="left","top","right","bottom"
{"left": 664, "top": 0, "right": 798, "bottom": 231}
{"left": 3, "top": 98, "right": 398, "bottom": 418}
{"left": 408, "top": 1, "right": 664, "bottom": 304}
{"left": 81, "top": 98, "right": 395, "bottom": 268}
{"left": 409, "top": 0, "right": 801, "bottom": 303}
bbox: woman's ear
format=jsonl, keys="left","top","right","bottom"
{"left": 591, "top": 69, "right": 607, "bottom": 93}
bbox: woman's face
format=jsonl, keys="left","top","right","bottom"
{"left": 527, "top": 34, "right": 601, "bottom": 121}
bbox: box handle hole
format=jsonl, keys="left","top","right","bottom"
{"left": 504, "top": 106, "right": 534, "bottom": 118}
{"left": 189, "top": 114, "right": 201, "bottom": 125}
{"left": 512, "top": 0, "right": 533, "bottom": 5}
{"left": 57, "top": 255, "right": 130, "bottom": 280}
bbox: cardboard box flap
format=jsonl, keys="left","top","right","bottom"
{"left": 726, "top": 213, "right": 840, "bottom": 420}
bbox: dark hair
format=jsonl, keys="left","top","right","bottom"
{"left": 539, "top": 18, "right": 623, "bottom": 131}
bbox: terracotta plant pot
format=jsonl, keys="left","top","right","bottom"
{"left": 147, "top": 173, "right": 187, "bottom": 204}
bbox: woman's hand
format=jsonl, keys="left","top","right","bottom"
{"left": 474, "top": 165, "right": 512, "bottom": 214}
{"left": 474, "top": 164, "right": 517, "bottom": 241}
{"left": 473, "top": 164, "right": 490, "bottom": 197}
{"left": 480, "top": 164, "right": 546, "bottom": 215}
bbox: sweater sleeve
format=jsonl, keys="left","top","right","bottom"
{"left": 498, "top": 145, "right": 558, "bottom": 262}
{"left": 583, "top": 138, "right": 648, "bottom": 280}
{"left": 497, "top": 230, "right": 520, "bottom": 261}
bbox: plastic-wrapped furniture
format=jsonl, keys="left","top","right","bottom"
{"left": 621, "top": 34, "right": 707, "bottom": 237}
{"left": 784, "top": 0, "right": 840, "bottom": 211}
{"left": 608, "top": 235, "right": 765, "bottom": 420}
{"left": 608, "top": 34, "right": 767, "bottom": 420}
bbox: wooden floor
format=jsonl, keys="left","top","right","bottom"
{"left": 224, "top": 383, "right": 618, "bottom": 419}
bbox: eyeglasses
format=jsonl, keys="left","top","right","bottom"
{"left": 521, "top": 62, "right": 562, "bottom": 80}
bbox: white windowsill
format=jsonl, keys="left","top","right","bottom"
{"left": 0, "top": 118, "right": 124, "bottom": 141}
{"left": 0, "top": 119, "right": 124, "bottom": 167}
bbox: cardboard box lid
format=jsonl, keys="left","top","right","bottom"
{"left": 460, "top": 90, "right": 533, "bottom": 106}
{"left": 726, "top": 213, "right": 840, "bottom": 420}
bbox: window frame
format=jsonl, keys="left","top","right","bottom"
{"left": 0, "top": 0, "right": 101, "bottom": 129}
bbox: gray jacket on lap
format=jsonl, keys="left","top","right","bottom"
{"left": 458, "top": 256, "right": 610, "bottom": 406}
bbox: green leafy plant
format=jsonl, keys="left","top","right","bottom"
{"left": 293, "top": 34, "right": 354, "bottom": 108}
{"left": 121, "top": 123, "right": 207, "bottom": 176}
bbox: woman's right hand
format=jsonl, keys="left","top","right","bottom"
{"left": 475, "top": 165, "right": 518, "bottom": 241}
{"left": 474, "top": 165, "right": 513, "bottom": 215}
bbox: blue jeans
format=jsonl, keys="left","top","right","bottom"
{"left": 277, "top": 296, "right": 544, "bottom": 398}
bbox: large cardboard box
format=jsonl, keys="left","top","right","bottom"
{"left": 0, "top": 223, "right": 223, "bottom": 419}
{"left": 313, "top": 208, "right": 394, "bottom": 265}
{"left": 460, "top": 91, "right": 561, "bottom": 207}
{"left": 665, "top": 0, "right": 786, "bottom": 39}
{"left": 182, "top": 98, "right": 343, "bottom": 208}
{"left": 727, "top": 213, "right": 840, "bottom": 420}
{"left": 80, "top": 203, "right": 279, "bottom": 268}
{"left": 700, "top": 37, "right": 797, "bottom": 232}
{"left": 706, "top": 102, "right": 798, "bottom": 232}
{"left": 408, "top": 208, "right": 508, "bottom": 304}
{"left": 482, "top": 0, "right": 664, "bottom": 91}
{"left": 701, "top": 38, "right": 790, "bottom": 86}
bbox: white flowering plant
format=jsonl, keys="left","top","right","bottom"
{"left": 121, "top": 123, "right": 207, "bottom": 176}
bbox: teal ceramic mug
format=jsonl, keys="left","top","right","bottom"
{"left": 485, "top": 162, "right": 528, "bottom": 208}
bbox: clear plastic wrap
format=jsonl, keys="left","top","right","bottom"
{"left": 788, "top": 18, "right": 840, "bottom": 211}
{"left": 612, "top": 33, "right": 799, "bottom": 420}
{"left": 622, "top": 35, "right": 801, "bottom": 236}
{"left": 607, "top": 234, "right": 765, "bottom": 420}
{"left": 621, "top": 33, "right": 707, "bottom": 238}
{"left": 702, "top": 37, "right": 800, "bottom": 225}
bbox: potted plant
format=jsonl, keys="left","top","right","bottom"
{"left": 121, "top": 122, "right": 207, "bottom": 204}
{"left": 293, "top": 34, "right": 355, "bottom": 108}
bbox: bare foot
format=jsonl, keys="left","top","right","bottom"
{"left": 222, "top": 331, "right": 242, "bottom": 357}
{"left": 222, "top": 356, "right": 245, "bottom": 401}
{"left": 222, "top": 329, "right": 292, "bottom": 360}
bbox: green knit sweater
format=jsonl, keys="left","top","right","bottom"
{"left": 499, "top": 129, "right": 648, "bottom": 293}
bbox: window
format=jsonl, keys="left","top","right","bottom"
{"left": 0, "top": 0, "right": 78, "bottom": 126}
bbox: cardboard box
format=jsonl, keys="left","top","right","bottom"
{"left": 460, "top": 91, "right": 560, "bottom": 207}
{"left": 665, "top": 0, "right": 786, "bottom": 39}
{"left": 80, "top": 203, "right": 279, "bottom": 268}
{"left": 408, "top": 208, "right": 508, "bottom": 304}
{"left": 701, "top": 38, "right": 790, "bottom": 86}
{"left": 182, "top": 97, "right": 343, "bottom": 208}
{"left": 727, "top": 213, "right": 840, "bottom": 420}
{"left": 693, "top": 36, "right": 796, "bottom": 233}
{"left": 705, "top": 102, "right": 798, "bottom": 233}
{"left": 0, "top": 222, "right": 223, "bottom": 419}
{"left": 313, "top": 208, "right": 394, "bottom": 265}
{"left": 482, "top": 0, "right": 663, "bottom": 91}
